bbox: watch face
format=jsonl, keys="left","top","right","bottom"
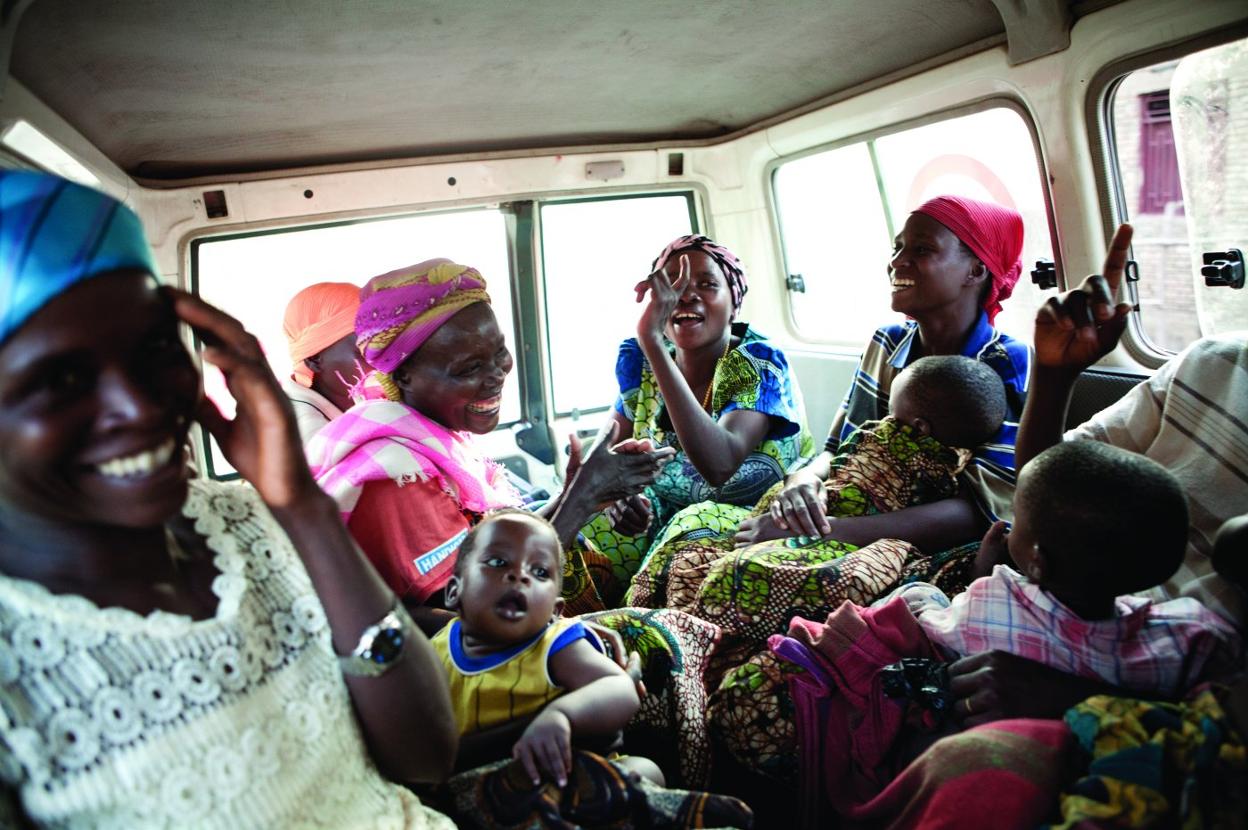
{"left": 368, "top": 627, "right": 405, "bottom": 665}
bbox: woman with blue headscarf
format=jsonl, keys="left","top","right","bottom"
{"left": 0, "top": 171, "right": 457, "bottom": 827}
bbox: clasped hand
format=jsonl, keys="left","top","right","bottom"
{"left": 565, "top": 422, "right": 675, "bottom": 511}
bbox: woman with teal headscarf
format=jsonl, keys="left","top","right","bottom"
{"left": 0, "top": 171, "right": 458, "bottom": 827}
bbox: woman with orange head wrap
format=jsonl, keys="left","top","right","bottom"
{"left": 282, "top": 281, "right": 363, "bottom": 442}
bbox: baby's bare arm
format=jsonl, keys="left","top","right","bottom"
{"left": 512, "top": 638, "right": 640, "bottom": 785}
{"left": 546, "top": 638, "right": 641, "bottom": 734}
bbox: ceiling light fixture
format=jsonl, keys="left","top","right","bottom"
{"left": 1, "top": 119, "right": 100, "bottom": 187}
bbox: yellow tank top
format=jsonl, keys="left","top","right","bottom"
{"left": 431, "top": 617, "right": 593, "bottom": 735}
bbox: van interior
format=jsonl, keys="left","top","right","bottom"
{"left": 2, "top": 0, "right": 1245, "bottom": 492}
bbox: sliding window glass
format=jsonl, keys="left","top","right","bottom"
{"left": 1106, "top": 36, "right": 1248, "bottom": 354}
{"left": 774, "top": 106, "right": 1055, "bottom": 346}
{"left": 540, "top": 193, "right": 697, "bottom": 416}
{"left": 194, "top": 208, "right": 518, "bottom": 477}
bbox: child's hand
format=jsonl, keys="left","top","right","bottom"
{"left": 970, "top": 520, "right": 1011, "bottom": 580}
{"left": 513, "top": 708, "right": 572, "bottom": 787}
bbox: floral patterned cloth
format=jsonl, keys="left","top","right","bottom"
{"left": 706, "top": 542, "right": 981, "bottom": 784}
{"left": 626, "top": 416, "right": 971, "bottom": 612}
{"left": 583, "top": 608, "right": 724, "bottom": 789}
{"left": 578, "top": 324, "right": 814, "bottom": 603}
{"left": 1048, "top": 689, "right": 1248, "bottom": 829}
{"left": 442, "top": 750, "right": 754, "bottom": 829}
{"left": 614, "top": 419, "right": 981, "bottom": 787}
{"left": 0, "top": 480, "right": 452, "bottom": 830}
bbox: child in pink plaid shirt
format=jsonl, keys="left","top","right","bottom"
{"left": 902, "top": 441, "right": 1242, "bottom": 699}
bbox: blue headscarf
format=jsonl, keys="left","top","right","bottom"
{"left": 0, "top": 170, "right": 156, "bottom": 345}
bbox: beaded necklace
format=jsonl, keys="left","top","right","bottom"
{"left": 700, "top": 336, "right": 732, "bottom": 412}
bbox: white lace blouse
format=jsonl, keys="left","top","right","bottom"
{"left": 0, "top": 480, "right": 453, "bottom": 829}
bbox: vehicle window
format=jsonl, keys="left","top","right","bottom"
{"left": 774, "top": 106, "right": 1056, "bottom": 347}
{"left": 540, "top": 193, "right": 697, "bottom": 416}
{"left": 1108, "top": 37, "right": 1248, "bottom": 353}
{"left": 194, "top": 208, "right": 518, "bottom": 477}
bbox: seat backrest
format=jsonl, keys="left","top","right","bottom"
{"left": 785, "top": 350, "right": 860, "bottom": 443}
{"left": 787, "top": 349, "right": 1147, "bottom": 442}
{"left": 1064, "top": 367, "right": 1148, "bottom": 430}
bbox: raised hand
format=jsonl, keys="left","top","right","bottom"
{"left": 170, "top": 289, "right": 314, "bottom": 509}
{"left": 634, "top": 253, "right": 690, "bottom": 346}
{"left": 1034, "top": 224, "right": 1135, "bottom": 372}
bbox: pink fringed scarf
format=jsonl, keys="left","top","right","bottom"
{"left": 305, "top": 399, "right": 520, "bottom": 523}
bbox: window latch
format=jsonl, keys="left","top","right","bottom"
{"left": 1030, "top": 259, "right": 1056, "bottom": 289}
{"left": 1202, "top": 248, "right": 1244, "bottom": 290}
{"left": 786, "top": 273, "right": 806, "bottom": 293}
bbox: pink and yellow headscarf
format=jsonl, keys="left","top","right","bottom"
{"left": 650, "top": 234, "right": 748, "bottom": 315}
{"left": 283, "top": 282, "right": 360, "bottom": 388}
{"left": 355, "top": 258, "right": 490, "bottom": 400}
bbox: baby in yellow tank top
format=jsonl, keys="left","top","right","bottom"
{"left": 432, "top": 509, "right": 658, "bottom": 786}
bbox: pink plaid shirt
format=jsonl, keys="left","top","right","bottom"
{"left": 910, "top": 566, "right": 1242, "bottom": 697}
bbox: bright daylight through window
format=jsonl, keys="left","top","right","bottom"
{"left": 774, "top": 106, "right": 1055, "bottom": 347}
{"left": 195, "top": 209, "right": 518, "bottom": 476}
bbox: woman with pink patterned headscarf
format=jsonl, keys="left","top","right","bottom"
{"left": 306, "top": 259, "right": 674, "bottom": 619}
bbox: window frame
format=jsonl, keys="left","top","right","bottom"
{"left": 187, "top": 203, "right": 523, "bottom": 481}
{"left": 765, "top": 96, "right": 1058, "bottom": 348}
{"left": 535, "top": 187, "right": 703, "bottom": 420}
{"left": 1087, "top": 22, "right": 1248, "bottom": 367}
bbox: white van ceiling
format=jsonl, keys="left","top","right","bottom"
{"left": 11, "top": 0, "right": 1025, "bottom": 180}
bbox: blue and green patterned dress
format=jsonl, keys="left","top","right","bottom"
{"left": 580, "top": 323, "right": 814, "bottom": 599}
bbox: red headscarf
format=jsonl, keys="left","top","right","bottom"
{"left": 283, "top": 282, "right": 361, "bottom": 388}
{"left": 913, "top": 196, "right": 1024, "bottom": 323}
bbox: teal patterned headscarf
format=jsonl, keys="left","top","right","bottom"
{"left": 0, "top": 170, "right": 156, "bottom": 345}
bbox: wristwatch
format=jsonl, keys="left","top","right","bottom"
{"left": 338, "top": 598, "right": 411, "bottom": 678}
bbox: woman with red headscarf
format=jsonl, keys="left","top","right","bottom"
{"left": 742, "top": 195, "right": 1029, "bottom": 550}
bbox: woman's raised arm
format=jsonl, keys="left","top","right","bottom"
{"left": 634, "top": 257, "right": 771, "bottom": 485}
{"left": 172, "top": 289, "right": 458, "bottom": 785}
{"left": 1017, "top": 224, "right": 1134, "bottom": 468}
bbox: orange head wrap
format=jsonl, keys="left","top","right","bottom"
{"left": 283, "top": 282, "right": 361, "bottom": 388}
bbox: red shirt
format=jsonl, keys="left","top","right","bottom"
{"left": 347, "top": 478, "right": 478, "bottom": 604}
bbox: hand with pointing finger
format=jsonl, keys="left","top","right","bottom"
{"left": 1034, "top": 224, "right": 1135, "bottom": 373}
